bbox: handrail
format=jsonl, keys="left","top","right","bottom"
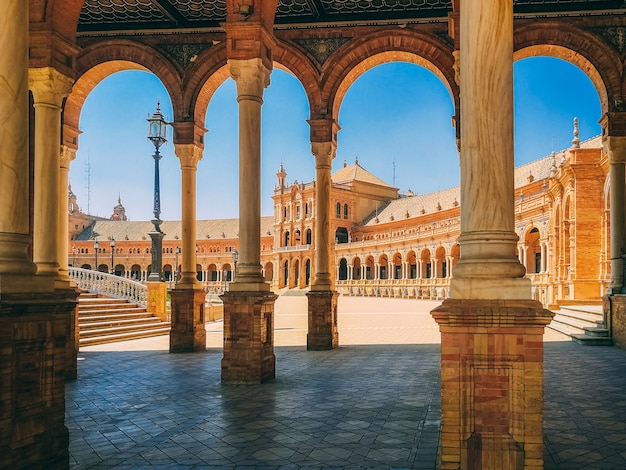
{"left": 69, "top": 267, "right": 147, "bottom": 307}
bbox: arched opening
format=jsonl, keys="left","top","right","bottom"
{"left": 208, "top": 264, "right": 218, "bottom": 282}
{"left": 435, "top": 246, "right": 446, "bottom": 278}
{"left": 392, "top": 253, "right": 402, "bottom": 279}
{"left": 264, "top": 262, "right": 274, "bottom": 282}
{"left": 338, "top": 258, "right": 348, "bottom": 281}
{"left": 130, "top": 264, "right": 141, "bottom": 280}
{"left": 305, "top": 228, "right": 312, "bottom": 245}
{"left": 365, "top": 256, "right": 375, "bottom": 280}
{"left": 421, "top": 249, "right": 431, "bottom": 279}
{"left": 163, "top": 264, "right": 173, "bottom": 281}
{"left": 526, "top": 227, "right": 541, "bottom": 274}
{"left": 378, "top": 254, "right": 388, "bottom": 280}
{"left": 407, "top": 251, "right": 417, "bottom": 279}
{"left": 196, "top": 264, "right": 203, "bottom": 282}
{"left": 305, "top": 259, "right": 311, "bottom": 285}
{"left": 283, "top": 260, "right": 289, "bottom": 287}
{"left": 335, "top": 227, "right": 349, "bottom": 244}
{"left": 353, "top": 257, "right": 362, "bottom": 280}
{"left": 293, "top": 259, "right": 300, "bottom": 287}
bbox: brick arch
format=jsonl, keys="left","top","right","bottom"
{"left": 273, "top": 41, "right": 321, "bottom": 116}
{"left": 184, "top": 43, "right": 229, "bottom": 126}
{"left": 319, "top": 30, "right": 456, "bottom": 121}
{"left": 514, "top": 22, "right": 621, "bottom": 114}
{"left": 65, "top": 40, "right": 183, "bottom": 136}
{"left": 30, "top": 0, "right": 83, "bottom": 42}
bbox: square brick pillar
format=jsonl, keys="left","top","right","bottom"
{"left": 431, "top": 299, "right": 554, "bottom": 470}
{"left": 64, "top": 287, "right": 80, "bottom": 380}
{"left": 0, "top": 292, "right": 76, "bottom": 469}
{"left": 170, "top": 289, "right": 206, "bottom": 353}
{"left": 306, "top": 290, "right": 339, "bottom": 350}
{"left": 221, "top": 291, "right": 277, "bottom": 383}
{"left": 604, "top": 294, "right": 626, "bottom": 348}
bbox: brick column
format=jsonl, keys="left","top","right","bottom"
{"left": 170, "top": 143, "right": 206, "bottom": 353}
{"left": 306, "top": 139, "right": 338, "bottom": 350}
{"left": 29, "top": 67, "right": 74, "bottom": 285}
{"left": 431, "top": 2, "right": 553, "bottom": 469}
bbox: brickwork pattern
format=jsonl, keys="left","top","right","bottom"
{"left": 169, "top": 289, "right": 206, "bottom": 353}
{"left": 0, "top": 292, "right": 76, "bottom": 470}
{"left": 306, "top": 290, "right": 339, "bottom": 350}
{"left": 221, "top": 291, "right": 277, "bottom": 383}
{"left": 431, "top": 299, "right": 554, "bottom": 470}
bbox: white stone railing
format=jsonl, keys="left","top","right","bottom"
{"left": 69, "top": 267, "right": 147, "bottom": 307}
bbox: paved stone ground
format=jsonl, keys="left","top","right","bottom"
{"left": 66, "top": 297, "right": 626, "bottom": 469}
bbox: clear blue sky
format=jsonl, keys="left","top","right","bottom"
{"left": 72, "top": 57, "right": 601, "bottom": 221}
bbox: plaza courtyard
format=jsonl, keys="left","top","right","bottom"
{"left": 66, "top": 297, "right": 626, "bottom": 469}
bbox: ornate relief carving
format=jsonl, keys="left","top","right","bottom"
{"left": 593, "top": 26, "right": 626, "bottom": 55}
{"left": 157, "top": 43, "right": 213, "bottom": 69}
{"left": 294, "top": 38, "right": 351, "bottom": 65}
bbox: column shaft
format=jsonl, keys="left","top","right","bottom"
{"left": 60, "top": 146, "right": 76, "bottom": 282}
{"left": 229, "top": 58, "right": 270, "bottom": 291}
{"left": 29, "top": 68, "right": 74, "bottom": 282}
{"left": 0, "top": 1, "right": 39, "bottom": 289}
{"left": 174, "top": 144, "right": 202, "bottom": 288}
{"left": 311, "top": 142, "right": 335, "bottom": 290}
{"left": 452, "top": 0, "right": 528, "bottom": 300}
{"left": 608, "top": 144, "right": 626, "bottom": 292}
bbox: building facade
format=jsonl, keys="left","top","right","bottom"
{"left": 70, "top": 132, "right": 608, "bottom": 309}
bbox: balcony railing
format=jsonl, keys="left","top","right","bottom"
{"left": 69, "top": 267, "right": 147, "bottom": 307}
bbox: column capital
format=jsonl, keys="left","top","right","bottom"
{"left": 311, "top": 141, "right": 337, "bottom": 169}
{"left": 60, "top": 145, "right": 77, "bottom": 170}
{"left": 229, "top": 58, "right": 271, "bottom": 102}
{"left": 28, "top": 67, "right": 74, "bottom": 107}
{"left": 174, "top": 143, "right": 203, "bottom": 169}
{"left": 307, "top": 118, "right": 341, "bottom": 145}
{"left": 604, "top": 135, "right": 626, "bottom": 164}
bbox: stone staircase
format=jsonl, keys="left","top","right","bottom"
{"left": 548, "top": 304, "right": 613, "bottom": 346}
{"left": 78, "top": 293, "right": 171, "bottom": 347}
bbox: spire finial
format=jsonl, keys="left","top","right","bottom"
{"left": 343, "top": 158, "right": 347, "bottom": 168}
{"left": 355, "top": 155, "right": 359, "bottom": 166}
{"left": 118, "top": 192, "right": 121, "bottom": 204}
{"left": 572, "top": 117, "right": 580, "bottom": 148}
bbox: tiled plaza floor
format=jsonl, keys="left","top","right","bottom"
{"left": 66, "top": 297, "right": 626, "bottom": 469}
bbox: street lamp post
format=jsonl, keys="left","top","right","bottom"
{"left": 110, "top": 238, "right": 115, "bottom": 275}
{"left": 174, "top": 246, "right": 180, "bottom": 282}
{"left": 94, "top": 240, "right": 99, "bottom": 272}
{"left": 146, "top": 101, "right": 168, "bottom": 282}
{"left": 232, "top": 249, "right": 239, "bottom": 282}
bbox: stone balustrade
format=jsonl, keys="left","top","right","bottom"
{"left": 69, "top": 267, "right": 147, "bottom": 307}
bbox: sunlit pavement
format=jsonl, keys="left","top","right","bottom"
{"left": 68, "top": 296, "right": 626, "bottom": 469}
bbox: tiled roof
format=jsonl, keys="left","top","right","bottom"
{"left": 75, "top": 217, "right": 275, "bottom": 242}
{"left": 332, "top": 161, "right": 392, "bottom": 187}
{"left": 365, "top": 136, "right": 602, "bottom": 226}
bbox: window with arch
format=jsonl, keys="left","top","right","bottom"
{"left": 336, "top": 202, "right": 341, "bottom": 218}
{"left": 305, "top": 228, "right": 312, "bottom": 245}
{"left": 283, "top": 206, "right": 288, "bottom": 221}
{"left": 343, "top": 203, "right": 348, "bottom": 219}
{"left": 305, "top": 202, "right": 310, "bottom": 218}
{"left": 296, "top": 205, "right": 301, "bottom": 219}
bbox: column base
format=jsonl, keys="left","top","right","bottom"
{"left": 147, "top": 282, "right": 168, "bottom": 322}
{"left": 0, "top": 291, "right": 76, "bottom": 469}
{"left": 169, "top": 289, "right": 206, "bottom": 353}
{"left": 306, "top": 290, "right": 339, "bottom": 350}
{"left": 221, "top": 291, "right": 276, "bottom": 383}
{"left": 604, "top": 294, "right": 626, "bottom": 348}
{"left": 450, "top": 277, "right": 531, "bottom": 300}
{"left": 431, "top": 299, "right": 553, "bottom": 470}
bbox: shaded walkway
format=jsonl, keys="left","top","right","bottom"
{"left": 66, "top": 298, "right": 626, "bottom": 469}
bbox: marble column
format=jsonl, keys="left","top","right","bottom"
{"left": 228, "top": 58, "right": 270, "bottom": 292}
{"left": 306, "top": 141, "right": 338, "bottom": 350}
{"left": 221, "top": 58, "right": 276, "bottom": 382}
{"left": 605, "top": 136, "right": 626, "bottom": 293}
{"left": 0, "top": 3, "right": 76, "bottom": 468}
{"left": 29, "top": 67, "right": 74, "bottom": 284}
{"left": 451, "top": 0, "right": 529, "bottom": 300}
{"left": 59, "top": 146, "right": 77, "bottom": 281}
{"left": 431, "top": 2, "right": 553, "bottom": 469}
{"left": 170, "top": 143, "right": 206, "bottom": 353}
{"left": 0, "top": 1, "right": 40, "bottom": 291}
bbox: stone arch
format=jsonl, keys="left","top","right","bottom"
{"left": 524, "top": 227, "right": 542, "bottom": 275}
{"left": 264, "top": 262, "right": 274, "bottom": 282}
{"left": 29, "top": 0, "right": 84, "bottom": 44}
{"left": 421, "top": 248, "right": 432, "bottom": 279}
{"left": 378, "top": 253, "right": 389, "bottom": 280}
{"left": 406, "top": 250, "right": 417, "bottom": 279}
{"left": 392, "top": 252, "right": 403, "bottom": 280}
{"left": 66, "top": 40, "right": 182, "bottom": 143}
{"left": 514, "top": 23, "right": 619, "bottom": 113}
{"left": 321, "top": 30, "right": 456, "bottom": 122}
{"left": 435, "top": 245, "right": 447, "bottom": 278}
{"left": 352, "top": 256, "right": 362, "bottom": 280}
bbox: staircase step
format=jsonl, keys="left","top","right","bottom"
{"left": 79, "top": 312, "right": 155, "bottom": 323}
{"left": 78, "top": 301, "right": 140, "bottom": 310}
{"left": 79, "top": 317, "right": 165, "bottom": 330}
{"left": 582, "top": 326, "right": 610, "bottom": 338}
{"left": 548, "top": 319, "right": 583, "bottom": 337}
{"left": 552, "top": 312, "right": 598, "bottom": 331}
{"left": 79, "top": 307, "right": 147, "bottom": 316}
{"left": 79, "top": 327, "right": 171, "bottom": 347}
{"left": 79, "top": 322, "right": 171, "bottom": 338}
{"left": 571, "top": 334, "right": 614, "bottom": 346}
